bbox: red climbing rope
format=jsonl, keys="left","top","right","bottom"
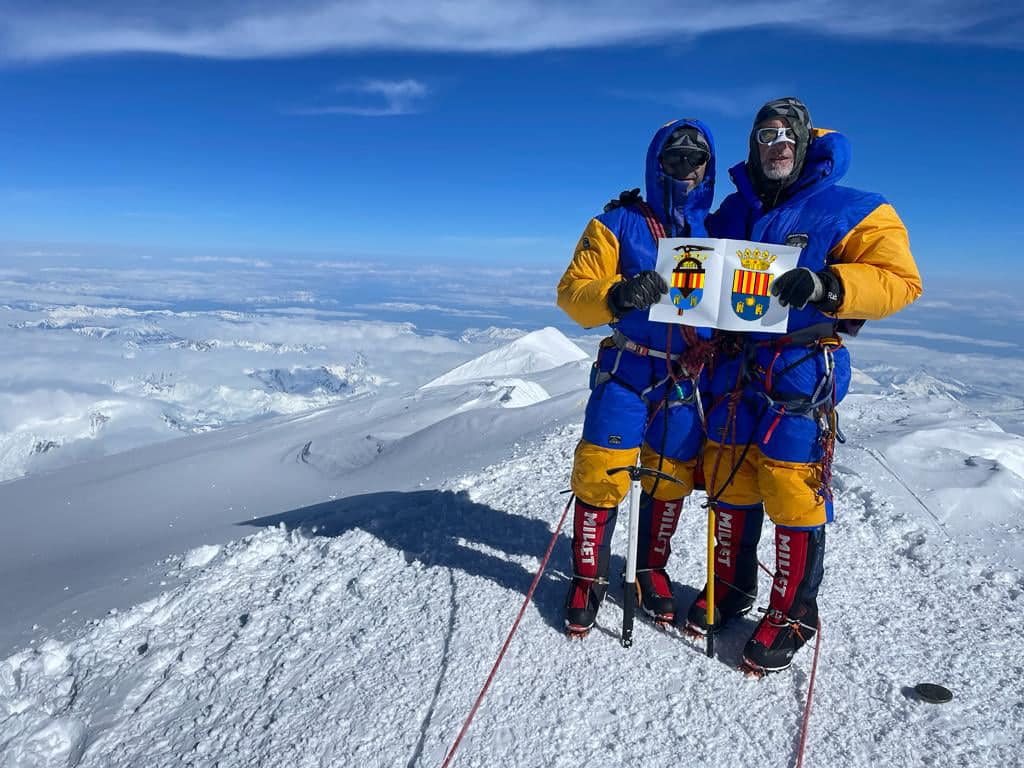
{"left": 794, "top": 618, "right": 823, "bottom": 768}
{"left": 440, "top": 493, "right": 574, "bottom": 768}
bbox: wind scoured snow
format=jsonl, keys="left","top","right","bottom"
{"left": 421, "top": 327, "right": 588, "bottom": 389}
{"left": 2, "top": 386, "right": 1023, "bottom": 766}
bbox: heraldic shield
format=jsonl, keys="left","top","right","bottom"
{"left": 731, "top": 268, "right": 773, "bottom": 320}
{"left": 670, "top": 257, "right": 706, "bottom": 311}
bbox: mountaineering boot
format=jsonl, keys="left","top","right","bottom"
{"left": 636, "top": 569, "right": 674, "bottom": 624}
{"left": 564, "top": 577, "right": 609, "bottom": 636}
{"left": 565, "top": 499, "right": 618, "bottom": 636}
{"left": 742, "top": 526, "right": 825, "bottom": 674}
{"left": 686, "top": 503, "right": 764, "bottom": 635}
{"left": 635, "top": 492, "right": 684, "bottom": 625}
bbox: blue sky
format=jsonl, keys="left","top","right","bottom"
{"left": 0, "top": 2, "right": 1021, "bottom": 281}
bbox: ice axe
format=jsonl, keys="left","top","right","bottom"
{"left": 704, "top": 499, "right": 716, "bottom": 659}
{"left": 607, "top": 464, "right": 686, "bottom": 649}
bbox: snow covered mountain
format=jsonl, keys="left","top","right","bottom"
{"left": 421, "top": 326, "right": 589, "bottom": 388}
{"left": 1, "top": 324, "right": 1023, "bottom": 767}
{"left": 0, "top": 303, "right": 546, "bottom": 483}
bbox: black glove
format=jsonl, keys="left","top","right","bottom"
{"left": 603, "top": 188, "right": 643, "bottom": 213}
{"left": 607, "top": 270, "right": 668, "bottom": 316}
{"left": 770, "top": 267, "right": 843, "bottom": 312}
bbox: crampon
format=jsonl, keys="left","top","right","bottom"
{"left": 564, "top": 623, "right": 592, "bottom": 640}
{"left": 648, "top": 614, "right": 674, "bottom": 631}
{"left": 738, "top": 657, "right": 788, "bottom": 679}
{"left": 681, "top": 621, "right": 709, "bottom": 641}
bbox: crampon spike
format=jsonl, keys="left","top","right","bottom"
{"left": 739, "top": 661, "right": 768, "bottom": 679}
{"left": 682, "top": 622, "right": 708, "bottom": 640}
{"left": 739, "top": 657, "right": 791, "bottom": 678}
{"left": 565, "top": 625, "right": 591, "bottom": 640}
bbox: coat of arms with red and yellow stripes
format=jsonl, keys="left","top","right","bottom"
{"left": 731, "top": 248, "right": 777, "bottom": 320}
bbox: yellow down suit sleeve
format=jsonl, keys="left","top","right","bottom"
{"left": 828, "top": 203, "right": 923, "bottom": 321}
{"left": 556, "top": 218, "right": 622, "bottom": 329}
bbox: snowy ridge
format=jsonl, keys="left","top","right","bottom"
{"left": 458, "top": 326, "right": 529, "bottom": 344}
{"left": 421, "top": 327, "right": 588, "bottom": 389}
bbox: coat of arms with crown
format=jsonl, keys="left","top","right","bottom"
{"left": 731, "top": 248, "right": 777, "bottom": 320}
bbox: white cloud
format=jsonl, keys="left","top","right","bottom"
{"left": 611, "top": 84, "right": 795, "bottom": 117}
{"left": 173, "top": 255, "right": 273, "bottom": 268}
{"left": 0, "top": 1, "right": 1020, "bottom": 61}
{"left": 290, "top": 78, "right": 430, "bottom": 117}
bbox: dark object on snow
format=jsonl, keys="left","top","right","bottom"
{"left": 914, "top": 683, "right": 953, "bottom": 703}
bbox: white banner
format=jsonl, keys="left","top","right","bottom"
{"left": 647, "top": 238, "right": 801, "bottom": 333}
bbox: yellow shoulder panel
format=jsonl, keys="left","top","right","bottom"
{"left": 556, "top": 218, "right": 622, "bottom": 329}
{"left": 827, "top": 203, "right": 923, "bottom": 321}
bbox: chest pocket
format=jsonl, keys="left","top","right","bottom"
{"left": 754, "top": 205, "right": 831, "bottom": 272}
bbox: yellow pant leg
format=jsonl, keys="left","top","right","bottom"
{"left": 571, "top": 440, "right": 640, "bottom": 508}
{"left": 702, "top": 440, "right": 761, "bottom": 506}
{"left": 758, "top": 454, "right": 828, "bottom": 527}
{"left": 639, "top": 444, "right": 695, "bottom": 500}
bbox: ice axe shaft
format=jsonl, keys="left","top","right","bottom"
{"left": 607, "top": 465, "right": 684, "bottom": 649}
{"left": 705, "top": 501, "right": 716, "bottom": 658}
{"left": 621, "top": 474, "right": 640, "bottom": 648}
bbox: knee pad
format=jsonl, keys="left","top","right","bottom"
{"left": 702, "top": 441, "right": 761, "bottom": 506}
{"left": 759, "top": 456, "right": 831, "bottom": 527}
{"left": 639, "top": 444, "right": 695, "bottom": 500}
{"left": 571, "top": 440, "right": 639, "bottom": 508}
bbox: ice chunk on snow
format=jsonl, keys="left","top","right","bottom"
{"left": 182, "top": 544, "right": 221, "bottom": 569}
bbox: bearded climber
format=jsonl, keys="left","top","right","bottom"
{"left": 686, "top": 98, "right": 922, "bottom": 674}
{"left": 556, "top": 119, "right": 716, "bottom": 636}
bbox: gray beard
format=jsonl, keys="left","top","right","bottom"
{"left": 763, "top": 161, "right": 794, "bottom": 180}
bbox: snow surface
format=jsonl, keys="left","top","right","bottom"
{"left": 2, "top": 292, "right": 1024, "bottom": 766}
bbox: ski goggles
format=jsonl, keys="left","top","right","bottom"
{"left": 755, "top": 126, "right": 797, "bottom": 146}
{"left": 659, "top": 147, "right": 709, "bottom": 179}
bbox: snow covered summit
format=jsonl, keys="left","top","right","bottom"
{"left": 421, "top": 326, "right": 589, "bottom": 389}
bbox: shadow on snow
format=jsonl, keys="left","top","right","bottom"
{"left": 240, "top": 489, "right": 573, "bottom": 634}
{"left": 240, "top": 489, "right": 749, "bottom": 668}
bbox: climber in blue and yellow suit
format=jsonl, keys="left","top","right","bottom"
{"left": 556, "top": 119, "right": 716, "bottom": 636}
{"left": 685, "top": 98, "right": 922, "bottom": 674}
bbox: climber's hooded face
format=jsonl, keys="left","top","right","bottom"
{"left": 645, "top": 118, "right": 715, "bottom": 237}
{"left": 747, "top": 96, "right": 813, "bottom": 200}
{"left": 757, "top": 117, "right": 797, "bottom": 182}
{"left": 658, "top": 125, "right": 709, "bottom": 192}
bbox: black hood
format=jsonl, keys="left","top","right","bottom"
{"left": 747, "top": 97, "right": 813, "bottom": 203}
